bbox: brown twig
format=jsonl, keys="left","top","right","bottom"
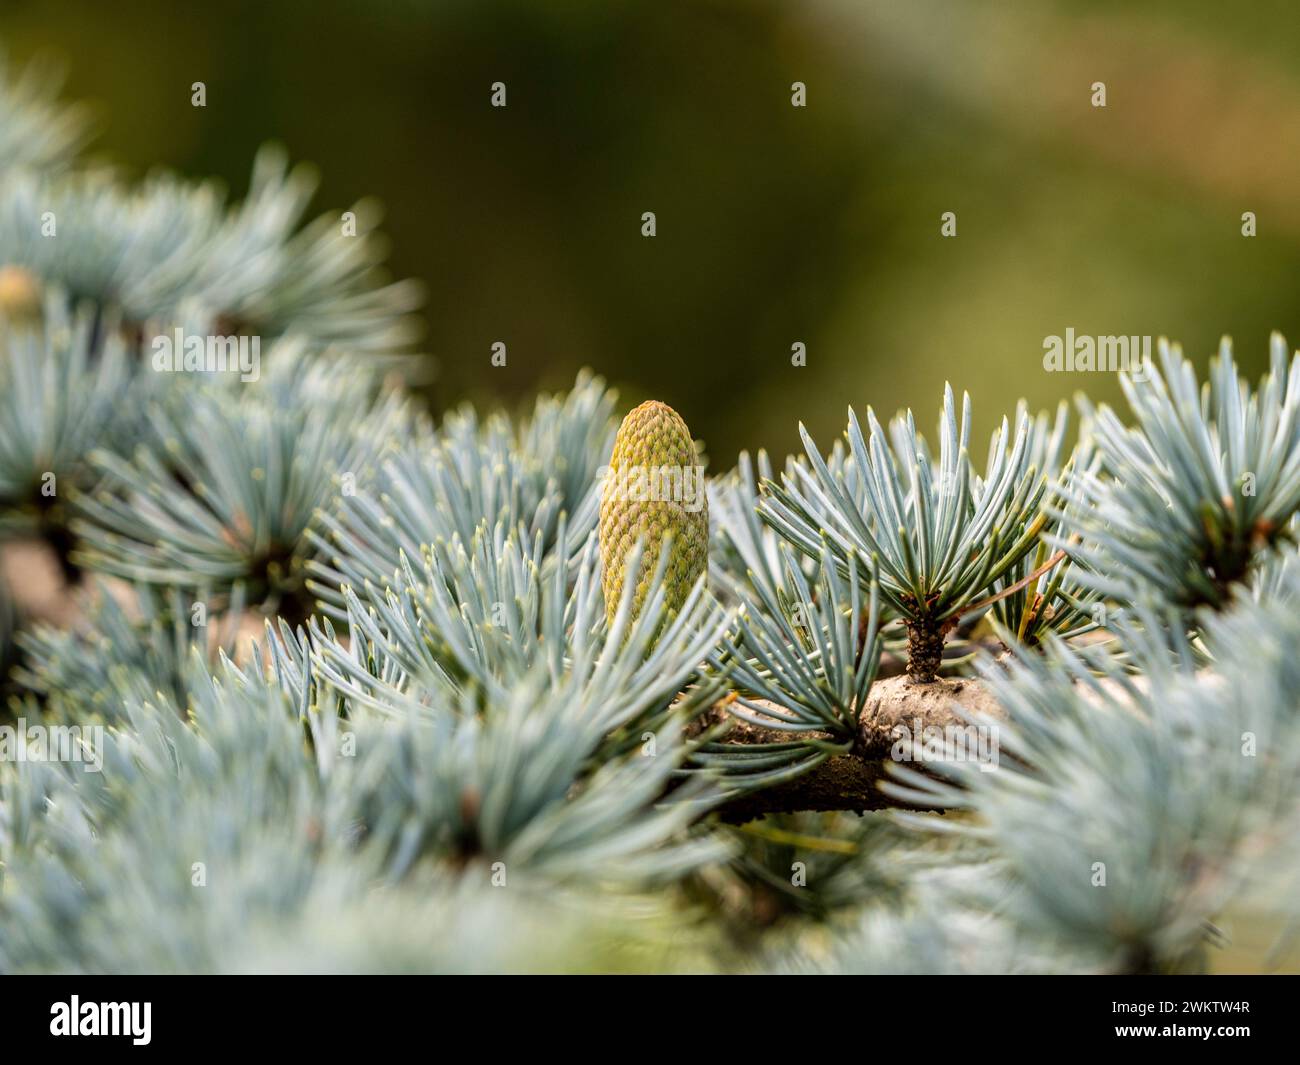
{"left": 707, "top": 673, "right": 1006, "bottom": 823}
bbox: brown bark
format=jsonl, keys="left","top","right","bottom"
{"left": 706, "top": 673, "right": 1007, "bottom": 824}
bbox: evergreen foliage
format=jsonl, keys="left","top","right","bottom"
{"left": 0, "top": 53, "right": 1297, "bottom": 975}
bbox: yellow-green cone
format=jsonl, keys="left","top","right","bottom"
{"left": 599, "top": 400, "right": 708, "bottom": 627}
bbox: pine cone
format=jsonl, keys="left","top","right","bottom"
{"left": 599, "top": 400, "right": 708, "bottom": 627}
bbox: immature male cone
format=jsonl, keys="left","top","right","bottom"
{"left": 598, "top": 400, "right": 708, "bottom": 627}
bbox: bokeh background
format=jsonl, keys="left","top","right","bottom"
{"left": 4, "top": 0, "right": 1300, "bottom": 463}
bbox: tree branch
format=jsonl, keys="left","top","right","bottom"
{"left": 705, "top": 673, "right": 1006, "bottom": 824}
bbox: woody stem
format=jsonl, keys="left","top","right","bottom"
{"left": 905, "top": 615, "right": 946, "bottom": 683}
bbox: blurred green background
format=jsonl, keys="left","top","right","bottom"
{"left": 5, "top": 0, "right": 1300, "bottom": 465}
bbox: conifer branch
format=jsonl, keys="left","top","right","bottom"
{"left": 704, "top": 674, "right": 1006, "bottom": 823}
